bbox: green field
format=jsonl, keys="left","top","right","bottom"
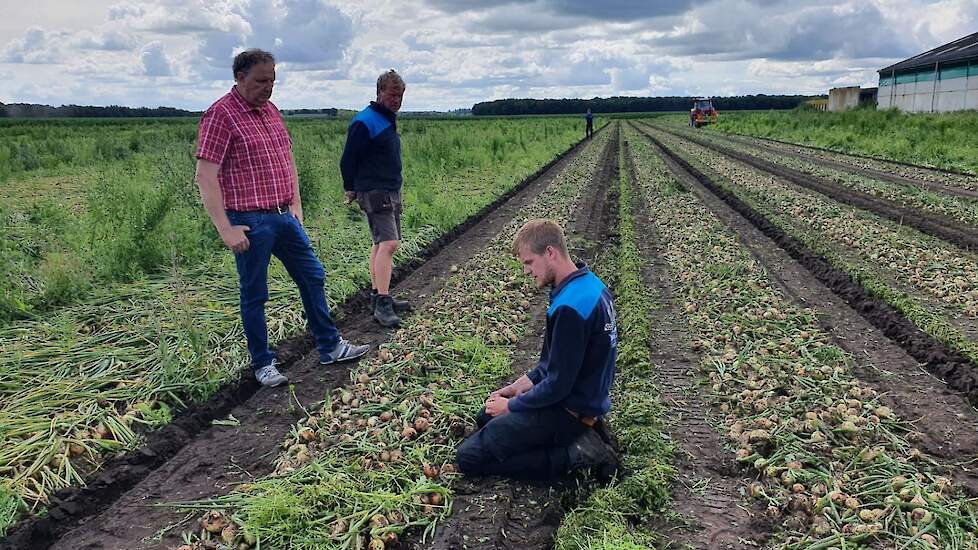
{"left": 7, "top": 114, "right": 978, "bottom": 549}
{"left": 0, "top": 117, "right": 581, "bottom": 324}
{"left": 703, "top": 107, "right": 978, "bottom": 174}
{"left": 0, "top": 115, "right": 586, "bottom": 534}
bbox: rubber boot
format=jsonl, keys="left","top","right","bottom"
{"left": 391, "top": 295, "right": 412, "bottom": 314}
{"left": 371, "top": 290, "right": 411, "bottom": 314}
{"left": 373, "top": 294, "right": 401, "bottom": 328}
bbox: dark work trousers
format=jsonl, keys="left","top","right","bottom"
{"left": 455, "top": 404, "right": 588, "bottom": 480}
{"left": 226, "top": 209, "right": 341, "bottom": 369}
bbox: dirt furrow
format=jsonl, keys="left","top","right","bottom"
{"left": 1, "top": 134, "right": 599, "bottom": 550}
{"left": 422, "top": 125, "right": 621, "bottom": 550}
{"left": 720, "top": 129, "right": 978, "bottom": 180}
{"left": 717, "top": 133, "right": 978, "bottom": 201}
{"left": 634, "top": 125, "right": 978, "bottom": 498}
{"left": 636, "top": 125, "right": 978, "bottom": 405}
{"left": 622, "top": 136, "right": 772, "bottom": 549}
{"left": 648, "top": 123, "right": 978, "bottom": 252}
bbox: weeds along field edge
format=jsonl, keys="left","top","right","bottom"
{"left": 625, "top": 123, "right": 978, "bottom": 548}
{"left": 554, "top": 127, "right": 674, "bottom": 549}
{"left": 656, "top": 121, "right": 978, "bottom": 225}
{"left": 157, "top": 129, "right": 615, "bottom": 550}
{"left": 0, "top": 117, "right": 588, "bottom": 537}
{"left": 701, "top": 109, "right": 978, "bottom": 175}
{"left": 647, "top": 126, "right": 978, "bottom": 382}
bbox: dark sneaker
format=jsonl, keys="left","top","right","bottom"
{"left": 255, "top": 361, "right": 288, "bottom": 387}
{"left": 373, "top": 294, "right": 401, "bottom": 328}
{"left": 320, "top": 338, "right": 370, "bottom": 365}
{"left": 567, "top": 429, "right": 620, "bottom": 482}
{"left": 371, "top": 290, "right": 412, "bottom": 314}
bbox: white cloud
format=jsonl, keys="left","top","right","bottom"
{"left": 107, "top": 2, "right": 250, "bottom": 34}
{"left": 645, "top": 1, "right": 919, "bottom": 62}
{"left": 134, "top": 0, "right": 356, "bottom": 79}
{"left": 426, "top": 0, "right": 697, "bottom": 22}
{"left": 73, "top": 29, "right": 138, "bottom": 51}
{"left": 0, "top": 0, "right": 976, "bottom": 111}
{"left": 2, "top": 27, "right": 68, "bottom": 63}
{"left": 141, "top": 41, "right": 173, "bottom": 76}
{"left": 872, "top": 0, "right": 978, "bottom": 47}
{"left": 248, "top": 0, "right": 354, "bottom": 69}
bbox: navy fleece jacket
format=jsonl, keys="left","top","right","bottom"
{"left": 508, "top": 265, "right": 617, "bottom": 418}
{"left": 340, "top": 101, "right": 402, "bottom": 192}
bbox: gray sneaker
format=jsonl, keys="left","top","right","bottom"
{"left": 567, "top": 429, "right": 620, "bottom": 482}
{"left": 255, "top": 361, "right": 288, "bottom": 387}
{"left": 320, "top": 338, "right": 369, "bottom": 365}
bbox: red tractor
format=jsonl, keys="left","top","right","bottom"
{"left": 689, "top": 97, "right": 718, "bottom": 128}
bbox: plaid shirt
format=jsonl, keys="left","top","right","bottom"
{"left": 196, "top": 87, "right": 295, "bottom": 211}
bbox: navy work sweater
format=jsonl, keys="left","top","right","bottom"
{"left": 509, "top": 265, "right": 618, "bottom": 418}
{"left": 340, "top": 102, "right": 402, "bottom": 192}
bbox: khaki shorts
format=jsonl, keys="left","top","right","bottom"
{"left": 356, "top": 190, "right": 402, "bottom": 244}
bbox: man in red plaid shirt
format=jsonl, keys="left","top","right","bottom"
{"left": 195, "top": 49, "right": 368, "bottom": 387}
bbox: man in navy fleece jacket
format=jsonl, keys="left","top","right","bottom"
{"left": 456, "top": 219, "right": 619, "bottom": 480}
{"left": 341, "top": 70, "right": 410, "bottom": 328}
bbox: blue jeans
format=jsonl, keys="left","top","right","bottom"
{"left": 455, "top": 405, "right": 586, "bottom": 480}
{"left": 226, "top": 210, "right": 340, "bottom": 369}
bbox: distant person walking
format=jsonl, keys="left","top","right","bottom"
{"left": 195, "top": 48, "right": 368, "bottom": 387}
{"left": 341, "top": 70, "right": 411, "bottom": 328}
{"left": 584, "top": 108, "right": 594, "bottom": 139}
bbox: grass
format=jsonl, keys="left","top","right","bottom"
{"left": 700, "top": 106, "right": 978, "bottom": 174}
{"left": 0, "top": 117, "right": 582, "bottom": 324}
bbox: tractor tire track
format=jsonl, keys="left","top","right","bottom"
{"left": 647, "top": 122, "right": 978, "bottom": 252}
{"left": 719, "top": 129, "right": 978, "bottom": 180}
{"left": 622, "top": 135, "right": 773, "bottom": 549}
{"left": 632, "top": 124, "right": 978, "bottom": 497}
{"left": 718, "top": 132, "right": 978, "bottom": 201}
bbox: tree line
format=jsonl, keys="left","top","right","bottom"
{"left": 471, "top": 95, "right": 821, "bottom": 116}
{"left": 0, "top": 94, "right": 822, "bottom": 119}
{"left": 0, "top": 102, "right": 199, "bottom": 118}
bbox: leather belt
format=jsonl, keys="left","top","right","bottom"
{"left": 229, "top": 203, "right": 291, "bottom": 215}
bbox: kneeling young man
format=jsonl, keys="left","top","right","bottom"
{"left": 456, "top": 219, "right": 619, "bottom": 480}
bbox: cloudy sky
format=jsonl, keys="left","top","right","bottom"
{"left": 1, "top": 0, "right": 975, "bottom": 111}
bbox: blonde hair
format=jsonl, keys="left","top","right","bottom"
{"left": 377, "top": 69, "right": 405, "bottom": 93}
{"left": 511, "top": 219, "right": 569, "bottom": 257}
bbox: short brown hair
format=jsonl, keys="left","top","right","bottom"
{"left": 233, "top": 49, "right": 275, "bottom": 79}
{"left": 511, "top": 219, "right": 569, "bottom": 257}
{"left": 377, "top": 69, "right": 405, "bottom": 93}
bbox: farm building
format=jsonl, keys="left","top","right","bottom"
{"left": 806, "top": 98, "right": 828, "bottom": 111}
{"left": 827, "top": 86, "right": 878, "bottom": 111}
{"left": 878, "top": 31, "right": 978, "bottom": 112}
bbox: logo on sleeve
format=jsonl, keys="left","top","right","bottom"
{"left": 605, "top": 300, "right": 618, "bottom": 348}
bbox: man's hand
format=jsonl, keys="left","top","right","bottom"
{"left": 492, "top": 385, "right": 516, "bottom": 398}
{"left": 220, "top": 225, "right": 251, "bottom": 253}
{"left": 344, "top": 191, "right": 356, "bottom": 205}
{"left": 485, "top": 395, "right": 510, "bottom": 417}
{"left": 291, "top": 204, "right": 304, "bottom": 225}
{"left": 492, "top": 375, "right": 533, "bottom": 399}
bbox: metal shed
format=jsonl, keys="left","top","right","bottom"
{"left": 878, "top": 31, "right": 978, "bottom": 112}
